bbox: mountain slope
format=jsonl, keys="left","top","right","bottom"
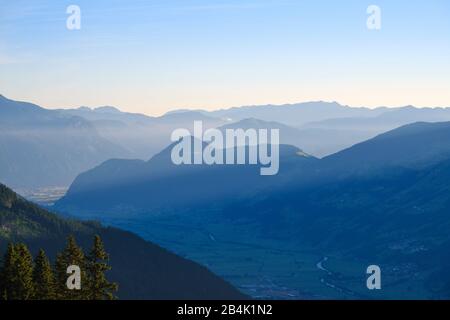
{"left": 0, "top": 95, "right": 127, "bottom": 188}
{"left": 0, "top": 183, "right": 247, "bottom": 299}
{"left": 55, "top": 139, "right": 317, "bottom": 216}
{"left": 321, "top": 121, "right": 450, "bottom": 175}
{"left": 202, "top": 101, "right": 384, "bottom": 127}
{"left": 296, "top": 106, "right": 450, "bottom": 157}
{"left": 219, "top": 118, "right": 381, "bottom": 158}
{"left": 212, "top": 122, "right": 450, "bottom": 298}
{"left": 58, "top": 121, "right": 450, "bottom": 217}
{"left": 59, "top": 107, "right": 227, "bottom": 160}
{"left": 305, "top": 106, "right": 450, "bottom": 131}
{"left": 172, "top": 103, "right": 450, "bottom": 157}
{"left": 218, "top": 118, "right": 306, "bottom": 150}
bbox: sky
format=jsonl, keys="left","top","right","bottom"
{"left": 0, "top": 0, "right": 449, "bottom": 116}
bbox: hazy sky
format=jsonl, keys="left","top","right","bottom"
{"left": 0, "top": 0, "right": 449, "bottom": 116}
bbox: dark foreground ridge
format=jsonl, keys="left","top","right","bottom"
{"left": 0, "top": 183, "right": 248, "bottom": 300}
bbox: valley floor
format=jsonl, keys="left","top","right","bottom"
{"left": 16, "top": 187, "right": 68, "bottom": 206}
{"left": 94, "top": 214, "right": 429, "bottom": 300}
{"left": 27, "top": 187, "right": 430, "bottom": 299}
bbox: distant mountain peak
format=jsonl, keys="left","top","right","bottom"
{"left": 232, "top": 117, "right": 266, "bottom": 125}
{"left": 158, "top": 110, "right": 219, "bottom": 122}
{"left": 94, "top": 106, "right": 122, "bottom": 113}
{"left": 77, "top": 106, "right": 92, "bottom": 111}
{"left": 0, "top": 183, "right": 17, "bottom": 208}
{"left": 0, "top": 94, "right": 46, "bottom": 113}
{"left": 222, "top": 117, "right": 291, "bottom": 129}
{"left": 76, "top": 106, "right": 123, "bottom": 113}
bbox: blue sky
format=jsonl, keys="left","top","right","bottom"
{"left": 0, "top": 0, "right": 449, "bottom": 115}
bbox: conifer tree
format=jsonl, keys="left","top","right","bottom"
{"left": 0, "top": 244, "right": 15, "bottom": 300}
{"left": 33, "top": 249, "right": 56, "bottom": 300}
{"left": 54, "top": 236, "right": 88, "bottom": 300}
{"left": 1, "top": 243, "right": 35, "bottom": 300}
{"left": 0, "top": 258, "right": 4, "bottom": 300}
{"left": 87, "top": 235, "right": 118, "bottom": 300}
{"left": 1, "top": 237, "right": 119, "bottom": 300}
{"left": 54, "top": 252, "right": 66, "bottom": 299}
{"left": 14, "top": 243, "right": 35, "bottom": 300}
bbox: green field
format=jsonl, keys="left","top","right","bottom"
{"left": 97, "top": 213, "right": 427, "bottom": 299}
